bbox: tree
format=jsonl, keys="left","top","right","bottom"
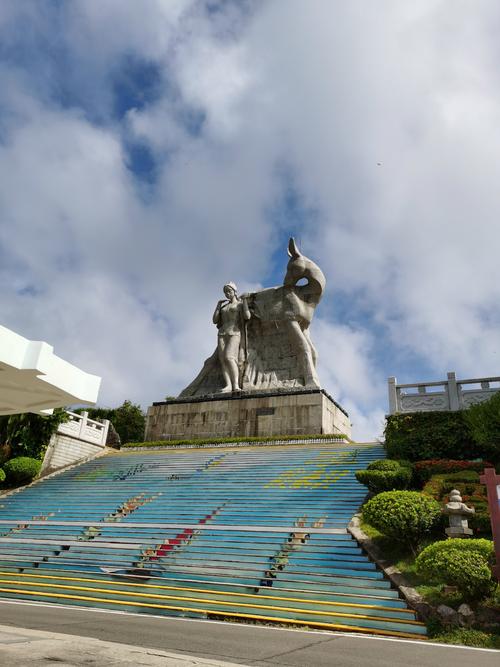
{"left": 112, "top": 400, "right": 145, "bottom": 443}
{"left": 82, "top": 400, "right": 145, "bottom": 444}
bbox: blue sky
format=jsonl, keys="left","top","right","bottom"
{"left": 1, "top": 1, "right": 500, "bottom": 439}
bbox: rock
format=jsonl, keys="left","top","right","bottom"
{"left": 437, "top": 604, "right": 459, "bottom": 626}
{"left": 458, "top": 603, "right": 475, "bottom": 627}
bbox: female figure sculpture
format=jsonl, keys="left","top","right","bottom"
{"left": 213, "top": 282, "right": 251, "bottom": 392}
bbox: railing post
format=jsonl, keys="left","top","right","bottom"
{"left": 388, "top": 377, "right": 398, "bottom": 414}
{"left": 101, "top": 419, "right": 110, "bottom": 446}
{"left": 80, "top": 411, "right": 88, "bottom": 439}
{"left": 447, "top": 372, "right": 460, "bottom": 411}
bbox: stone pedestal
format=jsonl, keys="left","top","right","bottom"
{"left": 145, "top": 389, "right": 351, "bottom": 441}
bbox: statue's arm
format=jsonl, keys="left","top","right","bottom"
{"left": 241, "top": 296, "right": 251, "bottom": 321}
{"left": 213, "top": 300, "right": 226, "bottom": 325}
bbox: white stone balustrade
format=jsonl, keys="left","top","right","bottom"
{"left": 388, "top": 372, "right": 500, "bottom": 415}
{"left": 58, "top": 411, "right": 109, "bottom": 447}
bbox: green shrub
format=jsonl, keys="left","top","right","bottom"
{"left": 413, "top": 459, "right": 494, "bottom": 486}
{"left": 362, "top": 490, "right": 441, "bottom": 552}
{"left": 3, "top": 457, "right": 41, "bottom": 485}
{"left": 464, "top": 392, "right": 500, "bottom": 464}
{"left": 356, "top": 467, "right": 412, "bottom": 493}
{"left": 416, "top": 539, "right": 495, "bottom": 600}
{"left": 367, "top": 459, "right": 402, "bottom": 471}
{"left": 0, "top": 409, "right": 68, "bottom": 460}
{"left": 384, "top": 411, "right": 482, "bottom": 461}
{"left": 0, "top": 468, "right": 5, "bottom": 484}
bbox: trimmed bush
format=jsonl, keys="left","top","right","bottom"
{"left": 356, "top": 467, "right": 412, "bottom": 494}
{"left": 384, "top": 411, "right": 482, "bottom": 461}
{"left": 413, "top": 459, "right": 495, "bottom": 486}
{"left": 3, "top": 457, "right": 41, "bottom": 485}
{"left": 362, "top": 490, "right": 441, "bottom": 552}
{"left": 416, "top": 539, "right": 495, "bottom": 600}
{"left": 367, "top": 459, "right": 402, "bottom": 471}
{"left": 0, "top": 468, "right": 5, "bottom": 484}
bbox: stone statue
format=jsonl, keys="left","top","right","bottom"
{"left": 179, "top": 238, "right": 326, "bottom": 397}
{"left": 443, "top": 489, "right": 475, "bottom": 538}
{"left": 213, "top": 282, "right": 251, "bottom": 392}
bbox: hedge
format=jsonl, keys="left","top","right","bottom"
{"left": 124, "top": 433, "right": 348, "bottom": 449}
{"left": 416, "top": 539, "right": 495, "bottom": 600}
{"left": 413, "top": 459, "right": 495, "bottom": 486}
{"left": 464, "top": 391, "right": 500, "bottom": 460}
{"left": 384, "top": 411, "right": 482, "bottom": 461}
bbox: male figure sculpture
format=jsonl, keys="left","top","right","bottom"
{"left": 179, "top": 238, "right": 325, "bottom": 397}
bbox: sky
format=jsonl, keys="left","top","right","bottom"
{"left": 1, "top": 0, "right": 500, "bottom": 440}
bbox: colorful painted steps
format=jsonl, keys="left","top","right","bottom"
{"left": 0, "top": 442, "right": 426, "bottom": 638}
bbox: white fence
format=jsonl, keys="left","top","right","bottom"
{"left": 388, "top": 372, "right": 500, "bottom": 415}
{"left": 57, "top": 411, "right": 109, "bottom": 446}
{"left": 42, "top": 411, "right": 110, "bottom": 475}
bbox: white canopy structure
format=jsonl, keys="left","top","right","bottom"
{"left": 0, "top": 324, "right": 101, "bottom": 415}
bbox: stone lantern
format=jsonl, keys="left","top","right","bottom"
{"left": 443, "top": 489, "right": 475, "bottom": 538}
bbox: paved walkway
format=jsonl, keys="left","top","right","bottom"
{"left": 0, "top": 624, "right": 241, "bottom": 666}
{"left": 0, "top": 600, "right": 498, "bottom": 667}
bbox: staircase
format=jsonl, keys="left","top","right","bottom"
{"left": 0, "top": 442, "right": 426, "bottom": 638}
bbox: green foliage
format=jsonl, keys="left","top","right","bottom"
{"left": 362, "top": 491, "right": 441, "bottom": 552}
{"left": 384, "top": 411, "right": 483, "bottom": 461}
{"left": 124, "top": 433, "right": 348, "bottom": 448}
{"left": 0, "top": 409, "right": 68, "bottom": 460}
{"left": 464, "top": 392, "right": 500, "bottom": 463}
{"left": 0, "top": 468, "right": 5, "bottom": 484}
{"left": 355, "top": 458, "right": 413, "bottom": 494}
{"left": 413, "top": 459, "right": 494, "bottom": 486}
{"left": 367, "top": 459, "right": 401, "bottom": 471}
{"left": 356, "top": 467, "right": 412, "bottom": 494}
{"left": 3, "top": 456, "right": 42, "bottom": 485}
{"left": 416, "top": 539, "right": 495, "bottom": 601}
{"left": 112, "top": 401, "right": 145, "bottom": 443}
{"left": 80, "top": 400, "right": 146, "bottom": 444}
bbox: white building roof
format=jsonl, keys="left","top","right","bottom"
{"left": 0, "top": 324, "right": 101, "bottom": 415}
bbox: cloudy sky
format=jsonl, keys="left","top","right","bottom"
{"left": 1, "top": 1, "right": 499, "bottom": 440}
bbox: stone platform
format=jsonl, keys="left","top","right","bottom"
{"left": 145, "top": 389, "right": 351, "bottom": 441}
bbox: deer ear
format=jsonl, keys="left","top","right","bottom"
{"left": 288, "top": 237, "right": 301, "bottom": 259}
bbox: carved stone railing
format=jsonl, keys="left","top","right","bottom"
{"left": 57, "top": 410, "right": 109, "bottom": 447}
{"left": 388, "top": 372, "right": 500, "bottom": 415}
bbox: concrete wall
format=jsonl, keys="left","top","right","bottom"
{"left": 146, "top": 390, "right": 351, "bottom": 441}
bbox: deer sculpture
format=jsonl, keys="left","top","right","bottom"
{"left": 179, "top": 237, "right": 326, "bottom": 396}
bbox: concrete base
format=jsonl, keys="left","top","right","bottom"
{"left": 145, "top": 389, "right": 351, "bottom": 441}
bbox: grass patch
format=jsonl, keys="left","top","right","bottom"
{"left": 428, "top": 625, "right": 500, "bottom": 649}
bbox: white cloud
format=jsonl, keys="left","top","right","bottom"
{"left": 1, "top": 1, "right": 500, "bottom": 441}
